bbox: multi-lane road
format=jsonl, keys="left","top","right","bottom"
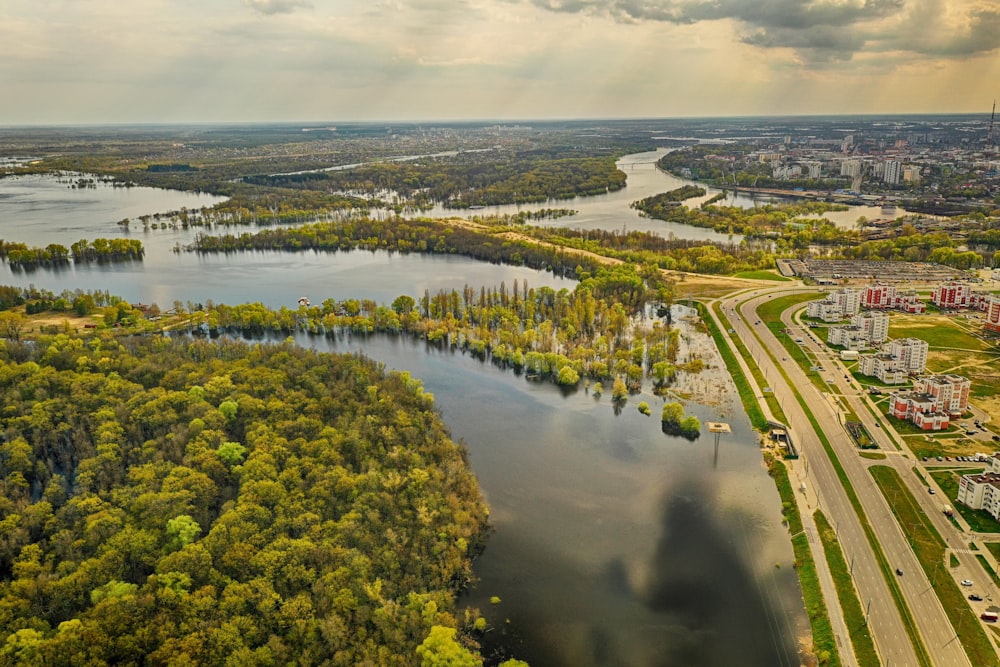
{"left": 715, "top": 285, "right": 998, "bottom": 667}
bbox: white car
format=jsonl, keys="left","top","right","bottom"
{"left": 962, "top": 579, "right": 974, "bottom": 586}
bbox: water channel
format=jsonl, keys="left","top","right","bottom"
{"left": 0, "top": 156, "right": 814, "bottom": 664}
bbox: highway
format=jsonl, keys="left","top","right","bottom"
{"left": 717, "top": 286, "right": 983, "bottom": 666}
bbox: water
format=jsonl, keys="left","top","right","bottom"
{"left": 0, "top": 170, "right": 808, "bottom": 664}
{"left": 290, "top": 313, "right": 806, "bottom": 666}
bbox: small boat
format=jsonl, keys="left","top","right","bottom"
{"left": 297, "top": 297, "right": 311, "bottom": 307}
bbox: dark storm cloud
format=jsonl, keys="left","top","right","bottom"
{"left": 529, "top": 0, "right": 1000, "bottom": 61}
{"left": 244, "top": 0, "right": 312, "bottom": 15}
{"left": 532, "top": 0, "right": 902, "bottom": 27}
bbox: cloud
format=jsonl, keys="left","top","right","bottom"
{"left": 244, "top": 0, "right": 312, "bottom": 15}
{"left": 528, "top": 0, "right": 1000, "bottom": 63}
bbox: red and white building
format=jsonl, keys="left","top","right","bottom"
{"left": 932, "top": 282, "right": 974, "bottom": 309}
{"left": 912, "top": 374, "right": 971, "bottom": 416}
{"left": 862, "top": 283, "right": 925, "bottom": 313}
{"left": 889, "top": 374, "right": 970, "bottom": 430}
{"left": 888, "top": 391, "right": 949, "bottom": 430}
{"left": 986, "top": 295, "right": 1000, "bottom": 334}
{"left": 931, "top": 282, "right": 991, "bottom": 311}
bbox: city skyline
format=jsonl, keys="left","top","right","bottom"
{"left": 2, "top": 0, "right": 999, "bottom": 125}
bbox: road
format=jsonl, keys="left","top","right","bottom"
{"left": 718, "top": 286, "right": 981, "bottom": 666}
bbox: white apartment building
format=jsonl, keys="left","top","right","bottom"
{"left": 883, "top": 160, "right": 901, "bottom": 185}
{"left": 887, "top": 338, "right": 929, "bottom": 373}
{"left": 840, "top": 158, "right": 862, "bottom": 178}
{"left": 807, "top": 289, "right": 861, "bottom": 322}
{"left": 858, "top": 353, "right": 907, "bottom": 384}
{"left": 851, "top": 311, "right": 889, "bottom": 345}
{"left": 958, "top": 465, "right": 1000, "bottom": 519}
{"left": 827, "top": 325, "right": 868, "bottom": 350}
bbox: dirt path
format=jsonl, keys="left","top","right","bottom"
{"left": 436, "top": 217, "right": 772, "bottom": 298}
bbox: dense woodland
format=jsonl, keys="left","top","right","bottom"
{"left": 0, "top": 336, "right": 497, "bottom": 666}
{"left": 243, "top": 155, "right": 627, "bottom": 210}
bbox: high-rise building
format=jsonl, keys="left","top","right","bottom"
{"left": 883, "top": 160, "right": 901, "bottom": 185}
{"left": 887, "top": 338, "right": 928, "bottom": 372}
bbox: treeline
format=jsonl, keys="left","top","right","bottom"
{"left": 180, "top": 263, "right": 712, "bottom": 397}
{"left": 0, "top": 238, "right": 144, "bottom": 268}
{"left": 0, "top": 336, "right": 493, "bottom": 666}
{"left": 631, "top": 185, "right": 707, "bottom": 218}
{"left": 243, "top": 156, "right": 627, "bottom": 209}
{"left": 190, "top": 217, "right": 601, "bottom": 279}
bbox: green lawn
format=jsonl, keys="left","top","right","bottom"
{"left": 888, "top": 322, "right": 990, "bottom": 351}
{"left": 733, "top": 270, "right": 792, "bottom": 282}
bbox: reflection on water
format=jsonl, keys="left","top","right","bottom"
{"left": 286, "top": 311, "right": 807, "bottom": 667}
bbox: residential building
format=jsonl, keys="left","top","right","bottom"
{"left": 827, "top": 325, "right": 868, "bottom": 350}
{"left": 807, "top": 288, "right": 861, "bottom": 322}
{"left": 912, "top": 374, "right": 971, "bottom": 416}
{"left": 851, "top": 311, "right": 889, "bottom": 345}
{"left": 862, "top": 283, "right": 895, "bottom": 309}
{"left": 902, "top": 165, "right": 921, "bottom": 182}
{"left": 986, "top": 295, "right": 1000, "bottom": 334}
{"left": 861, "top": 283, "right": 925, "bottom": 313}
{"left": 887, "top": 338, "right": 929, "bottom": 372}
{"left": 931, "top": 282, "right": 990, "bottom": 310}
{"left": 883, "top": 160, "right": 901, "bottom": 185}
{"left": 957, "top": 470, "right": 1000, "bottom": 519}
{"left": 858, "top": 353, "right": 907, "bottom": 384}
{"left": 840, "top": 158, "right": 862, "bottom": 178}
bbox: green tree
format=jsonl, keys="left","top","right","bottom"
{"left": 415, "top": 626, "right": 481, "bottom": 667}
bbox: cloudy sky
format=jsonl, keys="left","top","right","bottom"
{"left": 2, "top": 0, "right": 999, "bottom": 124}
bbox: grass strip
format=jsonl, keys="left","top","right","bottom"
{"left": 764, "top": 452, "right": 840, "bottom": 666}
{"left": 869, "top": 465, "right": 996, "bottom": 667}
{"left": 698, "top": 301, "right": 768, "bottom": 429}
{"left": 978, "top": 554, "right": 1000, "bottom": 589}
{"left": 814, "top": 511, "right": 880, "bottom": 667}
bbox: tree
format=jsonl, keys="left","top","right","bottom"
{"left": 415, "top": 626, "right": 481, "bottom": 667}
{"left": 556, "top": 366, "right": 579, "bottom": 386}
{"left": 0, "top": 311, "right": 27, "bottom": 341}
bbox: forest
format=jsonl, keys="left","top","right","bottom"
{"left": 243, "top": 155, "right": 627, "bottom": 210}
{"left": 0, "top": 335, "right": 500, "bottom": 666}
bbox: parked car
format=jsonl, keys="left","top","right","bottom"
{"left": 929, "top": 488, "right": 936, "bottom": 494}
{"left": 969, "top": 594, "right": 983, "bottom": 601}
{"left": 896, "top": 568, "right": 903, "bottom": 576}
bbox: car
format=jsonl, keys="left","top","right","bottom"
{"left": 945, "top": 456, "right": 951, "bottom": 461}
{"left": 937, "top": 456, "right": 944, "bottom": 461}
{"left": 922, "top": 456, "right": 928, "bottom": 462}
{"left": 896, "top": 568, "right": 904, "bottom": 576}
{"left": 970, "top": 594, "right": 984, "bottom": 601}
{"left": 929, "top": 488, "right": 935, "bottom": 494}
{"left": 962, "top": 580, "right": 974, "bottom": 586}
{"left": 874, "top": 421, "right": 881, "bottom": 428}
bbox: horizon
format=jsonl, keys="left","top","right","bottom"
{"left": 0, "top": 110, "right": 996, "bottom": 131}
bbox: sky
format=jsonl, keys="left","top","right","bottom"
{"left": 2, "top": 0, "right": 1000, "bottom": 124}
